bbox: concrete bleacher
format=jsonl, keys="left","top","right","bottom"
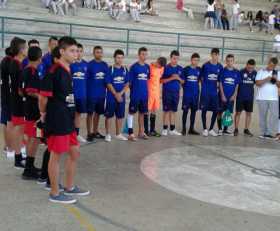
{"left": 0, "top": 0, "right": 277, "bottom": 66}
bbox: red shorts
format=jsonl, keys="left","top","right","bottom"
{"left": 11, "top": 116, "right": 25, "bottom": 126}
{"left": 47, "top": 132, "right": 79, "bottom": 154}
{"left": 24, "top": 120, "right": 36, "bottom": 138}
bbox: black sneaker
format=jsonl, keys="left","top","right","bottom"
{"left": 22, "top": 169, "right": 40, "bottom": 180}
{"left": 264, "top": 135, "right": 275, "bottom": 139}
{"left": 14, "top": 161, "right": 25, "bottom": 169}
{"left": 86, "top": 134, "right": 95, "bottom": 142}
{"left": 234, "top": 128, "right": 239, "bottom": 136}
{"left": 149, "top": 131, "right": 161, "bottom": 137}
{"left": 93, "top": 132, "right": 105, "bottom": 139}
{"left": 181, "top": 129, "right": 187, "bottom": 136}
{"left": 244, "top": 129, "right": 253, "bottom": 137}
{"left": 188, "top": 129, "right": 200, "bottom": 135}
{"left": 223, "top": 130, "right": 233, "bottom": 136}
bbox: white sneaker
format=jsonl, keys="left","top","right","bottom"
{"left": 77, "top": 135, "right": 87, "bottom": 143}
{"left": 209, "top": 129, "right": 218, "bottom": 137}
{"left": 202, "top": 129, "right": 208, "bottom": 137}
{"left": 169, "top": 129, "right": 182, "bottom": 136}
{"left": 218, "top": 130, "right": 223, "bottom": 136}
{"left": 115, "top": 134, "right": 128, "bottom": 141}
{"left": 161, "top": 129, "right": 168, "bottom": 136}
{"left": 105, "top": 134, "right": 112, "bottom": 142}
{"left": 21, "top": 146, "right": 26, "bottom": 158}
{"left": 7, "top": 150, "right": 15, "bottom": 160}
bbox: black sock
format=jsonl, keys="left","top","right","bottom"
{"left": 190, "top": 109, "right": 196, "bottom": 131}
{"left": 75, "top": 127, "right": 80, "bottom": 135}
{"left": 144, "top": 114, "right": 149, "bottom": 134}
{"left": 150, "top": 114, "right": 156, "bottom": 132}
{"left": 210, "top": 112, "right": 218, "bottom": 130}
{"left": 15, "top": 153, "right": 22, "bottom": 164}
{"left": 217, "top": 116, "right": 222, "bottom": 130}
{"left": 163, "top": 125, "right": 168, "bottom": 130}
{"left": 201, "top": 110, "right": 207, "bottom": 130}
{"left": 223, "top": 126, "right": 228, "bottom": 132}
{"left": 128, "top": 128, "right": 133, "bottom": 135}
{"left": 25, "top": 156, "right": 35, "bottom": 170}
{"left": 40, "top": 149, "right": 50, "bottom": 180}
{"left": 182, "top": 110, "right": 188, "bottom": 131}
{"left": 170, "top": 125, "right": 175, "bottom": 131}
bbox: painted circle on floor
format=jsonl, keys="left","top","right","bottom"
{"left": 140, "top": 145, "right": 280, "bottom": 216}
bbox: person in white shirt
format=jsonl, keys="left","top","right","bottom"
{"left": 93, "top": 0, "right": 102, "bottom": 10}
{"left": 204, "top": 0, "right": 215, "bottom": 29}
{"left": 65, "top": 0, "right": 77, "bottom": 15}
{"left": 268, "top": 12, "right": 276, "bottom": 34}
{"left": 230, "top": 0, "right": 240, "bottom": 30}
{"left": 50, "top": 0, "right": 66, "bottom": 15}
{"left": 130, "top": 0, "right": 141, "bottom": 22}
{"left": 83, "top": 0, "right": 93, "bottom": 8}
{"left": 115, "top": 0, "right": 127, "bottom": 20}
{"left": 273, "top": 33, "right": 280, "bottom": 58}
{"left": 256, "top": 57, "right": 280, "bottom": 139}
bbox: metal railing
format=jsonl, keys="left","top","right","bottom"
{"left": 0, "top": 16, "right": 277, "bottom": 64}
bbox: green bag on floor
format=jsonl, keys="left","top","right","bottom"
{"left": 222, "top": 110, "right": 233, "bottom": 127}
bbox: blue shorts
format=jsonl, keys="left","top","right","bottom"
{"left": 129, "top": 99, "right": 148, "bottom": 114}
{"left": 182, "top": 96, "right": 199, "bottom": 111}
{"left": 87, "top": 98, "right": 105, "bottom": 115}
{"left": 105, "top": 101, "right": 126, "bottom": 119}
{"left": 75, "top": 99, "right": 87, "bottom": 114}
{"left": 200, "top": 94, "right": 219, "bottom": 112}
{"left": 218, "top": 99, "right": 234, "bottom": 113}
{"left": 1, "top": 105, "right": 12, "bottom": 125}
{"left": 163, "top": 91, "right": 179, "bottom": 112}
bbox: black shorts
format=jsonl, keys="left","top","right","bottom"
{"left": 236, "top": 99, "right": 253, "bottom": 113}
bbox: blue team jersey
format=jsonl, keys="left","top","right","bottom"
{"left": 22, "top": 59, "right": 45, "bottom": 80}
{"left": 41, "top": 52, "right": 52, "bottom": 74}
{"left": 182, "top": 66, "right": 201, "bottom": 98}
{"left": 237, "top": 68, "right": 257, "bottom": 101}
{"left": 219, "top": 67, "right": 241, "bottom": 98}
{"left": 87, "top": 60, "right": 109, "bottom": 99}
{"left": 105, "top": 66, "right": 129, "bottom": 102}
{"left": 162, "top": 64, "right": 183, "bottom": 93}
{"left": 70, "top": 59, "right": 88, "bottom": 99}
{"left": 22, "top": 57, "right": 29, "bottom": 69}
{"left": 201, "top": 61, "right": 223, "bottom": 97}
{"left": 129, "top": 62, "right": 150, "bottom": 101}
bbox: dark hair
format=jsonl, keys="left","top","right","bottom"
{"left": 51, "top": 46, "right": 61, "bottom": 64}
{"left": 208, "top": 0, "right": 214, "bottom": 5}
{"left": 93, "top": 46, "right": 103, "bottom": 52}
{"left": 191, "top": 53, "right": 200, "bottom": 59}
{"left": 77, "top": 43, "right": 83, "bottom": 49}
{"left": 49, "top": 36, "right": 58, "bottom": 43}
{"left": 28, "top": 46, "right": 42, "bottom": 62}
{"left": 28, "top": 39, "right": 40, "bottom": 47}
{"left": 5, "top": 47, "right": 12, "bottom": 56}
{"left": 157, "top": 57, "right": 167, "bottom": 67}
{"left": 170, "top": 50, "right": 180, "bottom": 58}
{"left": 226, "top": 54, "right": 234, "bottom": 59}
{"left": 269, "top": 57, "right": 278, "bottom": 65}
{"left": 247, "top": 59, "right": 256, "bottom": 66}
{"left": 58, "top": 36, "right": 77, "bottom": 49}
{"left": 138, "top": 47, "right": 148, "bottom": 55}
{"left": 114, "top": 49, "right": 125, "bottom": 58}
{"left": 10, "top": 37, "right": 26, "bottom": 56}
{"left": 211, "top": 48, "right": 220, "bottom": 55}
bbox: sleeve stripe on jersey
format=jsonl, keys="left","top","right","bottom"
{"left": 25, "top": 88, "right": 39, "bottom": 94}
{"left": 39, "top": 90, "right": 53, "bottom": 97}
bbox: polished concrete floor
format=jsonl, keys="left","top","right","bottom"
{"left": 1, "top": 110, "right": 280, "bottom": 231}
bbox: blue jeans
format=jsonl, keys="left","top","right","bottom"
{"left": 215, "top": 10, "right": 223, "bottom": 29}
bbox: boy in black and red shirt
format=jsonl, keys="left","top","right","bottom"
{"left": 39, "top": 36, "right": 90, "bottom": 204}
{"left": 21, "top": 46, "right": 43, "bottom": 180}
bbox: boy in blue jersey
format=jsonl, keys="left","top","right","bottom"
{"left": 104, "top": 49, "right": 129, "bottom": 142}
{"left": 200, "top": 48, "right": 223, "bottom": 137}
{"left": 70, "top": 43, "right": 88, "bottom": 143}
{"left": 87, "top": 46, "right": 109, "bottom": 142}
{"left": 217, "top": 54, "right": 241, "bottom": 135}
{"left": 181, "top": 53, "right": 201, "bottom": 136}
{"left": 22, "top": 39, "right": 40, "bottom": 69}
{"left": 127, "top": 47, "right": 150, "bottom": 141}
{"left": 234, "top": 59, "right": 257, "bottom": 137}
{"left": 161, "top": 50, "right": 184, "bottom": 136}
{"left": 41, "top": 36, "right": 58, "bottom": 75}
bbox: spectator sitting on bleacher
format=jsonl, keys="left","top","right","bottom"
{"left": 268, "top": 11, "right": 276, "bottom": 34}
{"left": 50, "top": 0, "right": 67, "bottom": 15}
{"left": 130, "top": 0, "right": 141, "bottom": 22}
{"left": 0, "top": 0, "right": 7, "bottom": 8}
{"left": 245, "top": 11, "right": 254, "bottom": 32}
{"left": 83, "top": 0, "right": 93, "bottom": 8}
{"left": 66, "top": 0, "right": 77, "bottom": 15}
{"left": 143, "top": 0, "right": 158, "bottom": 16}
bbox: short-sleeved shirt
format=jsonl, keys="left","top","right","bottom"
{"left": 237, "top": 68, "right": 257, "bottom": 101}
{"left": 22, "top": 58, "right": 46, "bottom": 80}
{"left": 40, "top": 62, "right": 75, "bottom": 135}
{"left": 21, "top": 66, "right": 40, "bottom": 121}
{"left": 201, "top": 61, "right": 223, "bottom": 97}
{"left": 70, "top": 59, "right": 88, "bottom": 100}
{"left": 161, "top": 64, "right": 183, "bottom": 93}
{"left": 219, "top": 67, "right": 241, "bottom": 98}
{"left": 87, "top": 60, "right": 109, "bottom": 99}
{"left": 0, "top": 55, "right": 13, "bottom": 107}
{"left": 41, "top": 52, "right": 53, "bottom": 74}
{"left": 182, "top": 66, "right": 201, "bottom": 98}
{"left": 148, "top": 63, "right": 164, "bottom": 98}
{"left": 105, "top": 65, "right": 129, "bottom": 102}
{"left": 129, "top": 62, "right": 150, "bottom": 101}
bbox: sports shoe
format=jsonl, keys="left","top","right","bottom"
{"left": 86, "top": 134, "right": 96, "bottom": 142}
{"left": 209, "top": 129, "right": 218, "bottom": 137}
{"left": 45, "top": 183, "right": 64, "bottom": 192}
{"left": 94, "top": 132, "right": 105, "bottom": 139}
{"left": 77, "top": 135, "right": 87, "bottom": 143}
{"left": 264, "top": 135, "right": 275, "bottom": 139}
{"left": 49, "top": 193, "right": 77, "bottom": 204}
{"left": 138, "top": 133, "right": 149, "bottom": 140}
{"left": 105, "top": 134, "right": 112, "bottom": 142}
{"left": 188, "top": 129, "right": 200, "bottom": 135}
{"left": 37, "top": 177, "right": 48, "bottom": 185}
{"left": 169, "top": 129, "right": 182, "bottom": 136}
{"left": 202, "top": 129, "right": 208, "bottom": 137}
{"left": 223, "top": 130, "right": 233, "bottom": 136}
{"left": 128, "top": 134, "right": 137, "bottom": 141}
{"left": 64, "top": 186, "right": 90, "bottom": 196}
{"left": 161, "top": 129, "right": 168, "bottom": 136}
{"left": 181, "top": 129, "right": 187, "bottom": 136}
{"left": 149, "top": 131, "right": 161, "bottom": 137}
{"left": 234, "top": 128, "right": 239, "bottom": 136}
{"left": 14, "top": 161, "right": 25, "bottom": 169}
{"left": 244, "top": 129, "right": 253, "bottom": 137}
{"left": 115, "top": 134, "right": 128, "bottom": 141}
{"left": 21, "top": 146, "right": 27, "bottom": 159}
{"left": 258, "top": 134, "right": 265, "bottom": 139}
{"left": 218, "top": 130, "right": 223, "bottom": 136}
{"left": 22, "top": 169, "right": 40, "bottom": 181}
{"left": 6, "top": 150, "right": 15, "bottom": 160}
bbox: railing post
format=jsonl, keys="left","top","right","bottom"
{"left": 177, "top": 33, "right": 180, "bottom": 51}
{"left": 261, "top": 40, "right": 265, "bottom": 64}
{"left": 1, "top": 17, "right": 4, "bottom": 49}
{"left": 69, "top": 24, "right": 73, "bottom": 37}
{"left": 221, "top": 37, "right": 225, "bottom": 61}
{"left": 126, "top": 29, "right": 130, "bottom": 56}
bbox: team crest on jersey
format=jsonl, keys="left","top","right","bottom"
{"left": 95, "top": 72, "right": 105, "bottom": 79}
{"left": 138, "top": 73, "right": 148, "bottom": 80}
{"left": 225, "top": 77, "right": 235, "bottom": 85}
{"left": 114, "top": 76, "right": 124, "bottom": 83}
{"left": 187, "top": 75, "right": 198, "bottom": 81}
{"left": 74, "top": 72, "right": 85, "bottom": 79}
{"left": 208, "top": 74, "right": 218, "bottom": 80}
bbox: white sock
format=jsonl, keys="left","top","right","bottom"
{"left": 127, "top": 114, "right": 134, "bottom": 129}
